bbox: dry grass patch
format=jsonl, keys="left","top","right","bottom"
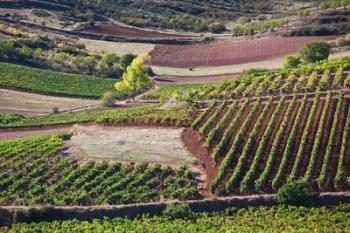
{"left": 0, "top": 88, "right": 99, "bottom": 117}
{"left": 69, "top": 125, "right": 198, "bottom": 167}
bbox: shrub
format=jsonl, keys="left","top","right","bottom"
{"left": 277, "top": 180, "right": 317, "bottom": 206}
{"left": 299, "top": 41, "right": 330, "bottom": 64}
{"left": 163, "top": 203, "right": 194, "bottom": 220}
{"left": 283, "top": 55, "right": 301, "bottom": 69}
{"left": 209, "top": 22, "right": 226, "bottom": 33}
{"left": 101, "top": 91, "right": 116, "bottom": 107}
{"left": 52, "top": 107, "right": 59, "bottom": 114}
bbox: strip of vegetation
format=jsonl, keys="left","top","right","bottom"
{"left": 240, "top": 96, "right": 285, "bottom": 193}
{"left": 0, "top": 62, "right": 119, "bottom": 99}
{"left": 0, "top": 134, "right": 199, "bottom": 206}
{"left": 4, "top": 204, "right": 350, "bottom": 232}
{"left": 271, "top": 95, "right": 307, "bottom": 191}
{"left": 0, "top": 105, "right": 192, "bottom": 128}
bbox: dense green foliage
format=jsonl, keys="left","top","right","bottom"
{"left": 277, "top": 180, "right": 316, "bottom": 206}
{"left": 0, "top": 113, "right": 23, "bottom": 124}
{"left": 0, "top": 134, "right": 199, "bottom": 206}
{"left": 5, "top": 204, "right": 350, "bottom": 232}
{"left": 0, "top": 62, "right": 118, "bottom": 99}
{"left": 299, "top": 41, "right": 331, "bottom": 64}
{"left": 0, "top": 105, "right": 192, "bottom": 128}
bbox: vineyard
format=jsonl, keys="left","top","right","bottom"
{"left": 193, "top": 58, "right": 350, "bottom": 100}
{"left": 0, "top": 104, "right": 192, "bottom": 128}
{"left": 5, "top": 204, "right": 350, "bottom": 233}
{"left": 190, "top": 58, "right": 350, "bottom": 195}
{"left": 0, "top": 134, "right": 199, "bottom": 206}
{"left": 0, "top": 62, "right": 117, "bottom": 99}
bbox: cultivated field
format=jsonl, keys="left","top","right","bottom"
{"left": 69, "top": 125, "right": 197, "bottom": 167}
{"left": 0, "top": 88, "right": 99, "bottom": 117}
{"left": 79, "top": 24, "right": 190, "bottom": 39}
{"left": 79, "top": 38, "right": 155, "bottom": 56}
{"left": 193, "top": 94, "right": 350, "bottom": 195}
{"left": 149, "top": 36, "right": 337, "bottom": 68}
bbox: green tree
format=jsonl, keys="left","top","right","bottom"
{"left": 115, "top": 54, "right": 154, "bottom": 101}
{"left": 283, "top": 55, "right": 301, "bottom": 69}
{"left": 101, "top": 53, "right": 119, "bottom": 67}
{"left": 299, "top": 41, "right": 330, "bottom": 64}
{"left": 84, "top": 56, "right": 97, "bottom": 74}
{"left": 53, "top": 52, "right": 69, "bottom": 66}
{"left": 120, "top": 53, "right": 137, "bottom": 70}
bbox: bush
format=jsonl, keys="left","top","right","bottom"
{"left": 163, "top": 203, "right": 194, "bottom": 220}
{"left": 209, "top": 22, "right": 226, "bottom": 33}
{"left": 283, "top": 55, "right": 301, "bottom": 69}
{"left": 277, "top": 180, "right": 317, "bottom": 206}
{"left": 101, "top": 91, "right": 116, "bottom": 107}
{"left": 299, "top": 41, "right": 331, "bottom": 64}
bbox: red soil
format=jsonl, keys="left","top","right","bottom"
{"left": 149, "top": 36, "right": 338, "bottom": 68}
{"left": 80, "top": 23, "right": 189, "bottom": 39}
{"left": 181, "top": 128, "right": 216, "bottom": 198}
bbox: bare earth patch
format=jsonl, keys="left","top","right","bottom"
{"left": 69, "top": 125, "right": 198, "bottom": 167}
{"left": 79, "top": 38, "right": 155, "bottom": 56}
{"left": 0, "top": 88, "right": 99, "bottom": 117}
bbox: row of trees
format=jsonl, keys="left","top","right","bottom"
{"left": 0, "top": 39, "right": 138, "bottom": 79}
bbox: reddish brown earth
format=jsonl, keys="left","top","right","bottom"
{"left": 80, "top": 23, "right": 190, "bottom": 39}
{"left": 149, "top": 36, "right": 338, "bottom": 68}
{"left": 181, "top": 128, "right": 216, "bottom": 198}
{"left": 0, "top": 8, "right": 29, "bottom": 15}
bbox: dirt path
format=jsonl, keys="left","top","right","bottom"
{"left": 0, "top": 125, "right": 73, "bottom": 141}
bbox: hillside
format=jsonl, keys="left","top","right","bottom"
{"left": 188, "top": 58, "right": 350, "bottom": 195}
{"left": 0, "top": 0, "right": 317, "bottom": 33}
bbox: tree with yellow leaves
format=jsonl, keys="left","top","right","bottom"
{"left": 115, "top": 54, "right": 154, "bottom": 101}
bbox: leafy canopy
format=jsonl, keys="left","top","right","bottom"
{"left": 115, "top": 54, "right": 154, "bottom": 100}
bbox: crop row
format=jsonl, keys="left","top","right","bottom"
{"left": 0, "top": 134, "right": 199, "bottom": 205}
{"left": 194, "top": 93, "right": 350, "bottom": 194}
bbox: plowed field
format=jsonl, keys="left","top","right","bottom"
{"left": 149, "top": 36, "right": 337, "bottom": 68}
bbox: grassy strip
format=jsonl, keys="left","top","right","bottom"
{"left": 0, "top": 62, "right": 120, "bottom": 99}
{"left": 0, "top": 105, "right": 192, "bottom": 128}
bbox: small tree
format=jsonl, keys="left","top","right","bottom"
{"left": 115, "top": 54, "right": 154, "bottom": 101}
{"left": 101, "top": 91, "right": 116, "bottom": 107}
{"left": 299, "top": 41, "right": 330, "bottom": 64}
{"left": 120, "top": 53, "right": 137, "bottom": 70}
{"left": 277, "top": 180, "right": 317, "bottom": 206}
{"left": 283, "top": 55, "right": 301, "bottom": 69}
{"left": 84, "top": 56, "right": 97, "bottom": 74}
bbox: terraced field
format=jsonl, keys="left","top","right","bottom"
{"left": 191, "top": 58, "right": 350, "bottom": 195}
